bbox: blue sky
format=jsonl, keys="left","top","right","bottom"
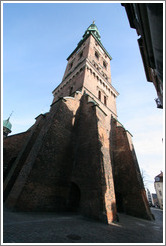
{"left": 2, "top": 2, "right": 164, "bottom": 193}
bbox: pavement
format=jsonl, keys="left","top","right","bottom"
{"left": 3, "top": 206, "right": 163, "bottom": 244}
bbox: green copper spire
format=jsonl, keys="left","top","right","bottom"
{"left": 82, "top": 21, "right": 101, "bottom": 42}
{"left": 3, "top": 111, "right": 13, "bottom": 131}
{"left": 3, "top": 118, "right": 12, "bottom": 131}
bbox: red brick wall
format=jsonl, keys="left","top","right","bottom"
{"left": 110, "top": 117, "right": 153, "bottom": 220}
{"left": 3, "top": 131, "right": 30, "bottom": 176}
{"left": 4, "top": 94, "right": 117, "bottom": 223}
{"left": 5, "top": 98, "right": 77, "bottom": 211}
{"left": 4, "top": 94, "right": 153, "bottom": 222}
{"left": 70, "top": 94, "right": 117, "bottom": 222}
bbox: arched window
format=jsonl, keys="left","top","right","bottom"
{"left": 69, "top": 62, "right": 73, "bottom": 70}
{"left": 103, "top": 61, "right": 107, "bottom": 69}
{"left": 104, "top": 95, "right": 107, "bottom": 106}
{"left": 95, "top": 51, "right": 99, "bottom": 59}
{"left": 79, "top": 51, "right": 83, "bottom": 59}
{"left": 69, "top": 86, "right": 73, "bottom": 95}
{"left": 98, "top": 90, "right": 101, "bottom": 100}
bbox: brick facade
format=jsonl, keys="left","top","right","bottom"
{"left": 110, "top": 117, "right": 151, "bottom": 219}
{"left": 3, "top": 131, "right": 30, "bottom": 179}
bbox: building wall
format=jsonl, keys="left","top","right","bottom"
{"left": 151, "top": 193, "right": 159, "bottom": 207}
{"left": 4, "top": 92, "right": 153, "bottom": 222}
{"left": 87, "top": 35, "right": 112, "bottom": 83}
{"left": 82, "top": 35, "right": 118, "bottom": 117}
{"left": 64, "top": 39, "right": 90, "bottom": 79}
{"left": 3, "top": 131, "right": 30, "bottom": 178}
{"left": 110, "top": 117, "right": 152, "bottom": 220}
{"left": 71, "top": 94, "right": 117, "bottom": 223}
{"left": 52, "top": 38, "right": 90, "bottom": 103}
{"left": 4, "top": 98, "right": 78, "bottom": 211}
{"left": 4, "top": 93, "right": 117, "bottom": 222}
{"left": 154, "top": 181, "right": 163, "bottom": 209}
{"left": 3, "top": 114, "right": 48, "bottom": 202}
{"left": 52, "top": 66, "right": 86, "bottom": 104}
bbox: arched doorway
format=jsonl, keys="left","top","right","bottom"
{"left": 68, "top": 182, "right": 81, "bottom": 212}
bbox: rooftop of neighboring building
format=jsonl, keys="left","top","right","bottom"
{"left": 154, "top": 171, "right": 163, "bottom": 182}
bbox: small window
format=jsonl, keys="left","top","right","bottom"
{"left": 159, "top": 190, "right": 162, "bottom": 196}
{"left": 98, "top": 91, "right": 101, "bottom": 100}
{"left": 69, "top": 86, "right": 73, "bottom": 95}
{"left": 69, "top": 62, "right": 73, "bottom": 70}
{"left": 103, "top": 61, "right": 107, "bottom": 69}
{"left": 95, "top": 51, "right": 99, "bottom": 59}
{"left": 104, "top": 96, "right": 107, "bottom": 106}
{"left": 76, "top": 48, "right": 80, "bottom": 54}
{"left": 79, "top": 51, "right": 83, "bottom": 59}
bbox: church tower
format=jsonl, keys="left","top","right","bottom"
{"left": 4, "top": 22, "right": 153, "bottom": 223}
{"left": 51, "top": 22, "right": 152, "bottom": 221}
{"left": 51, "top": 22, "right": 120, "bottom": 222}
{"left": 52, "top": 22, "right": 118, "bottom": 120}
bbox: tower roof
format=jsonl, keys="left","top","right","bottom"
{"left": 3, "top": 111, "right": 13, "bottom": 131}
{"left": 3, "top": 118, "right": 12, "bottom": 131}
{"left": 82, "top": 21, "right": 101, "bottom": 42}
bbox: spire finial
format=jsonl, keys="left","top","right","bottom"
{"left": 93, "top": 20, "right": 95, "bottom": 24}
{"left": 8, "top": 111, "right": 14, "bottom": 120}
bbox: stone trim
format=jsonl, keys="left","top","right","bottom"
{"left": 63, "top": 96, "right": 75, "bottom": 100}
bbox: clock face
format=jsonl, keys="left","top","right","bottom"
{"left": 155, "top": 177, "right": 160, "bottom": 182}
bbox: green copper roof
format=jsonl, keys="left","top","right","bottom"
{"left": 3, "top": 118, "right": 12, "bottom": 131}
{"left": 82, "top": 22, "right": 101, "bottom": 42}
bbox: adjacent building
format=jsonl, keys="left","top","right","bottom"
{"left": 151, "top": 193, "right": 159, "bottom": 208}
{"left": 146, "top": 188, "right": 153, "bottom": 207}
{"left": 154, "top": 171, "right": 163, "bottom": 209}
{"left": 122, "top": 3, "right": 163, "bottom": 108}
